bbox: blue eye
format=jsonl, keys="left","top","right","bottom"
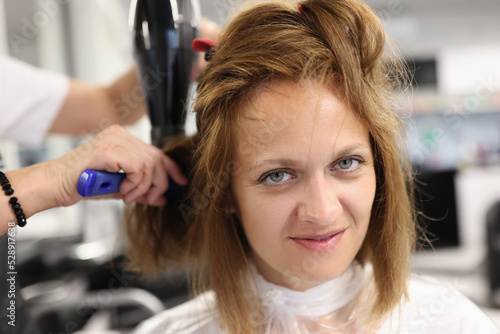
{"left": 333, "top": 158, "right": 362, "bottom": 171}
{"left": 339, "top": 159, "right": 354, "bottom": 169}
{"left": 263, "top": 170, "right": 293, "bottom": 184}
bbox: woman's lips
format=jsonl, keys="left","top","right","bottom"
{"left": 290, "top": 229, "right": 347, "bottom": 253}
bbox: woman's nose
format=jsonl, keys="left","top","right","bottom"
{"left": 297, "top": 175, "right": 343, "bottom": 225}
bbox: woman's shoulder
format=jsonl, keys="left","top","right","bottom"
{"left": 378, "top": 273, "right": 500, "bottom": 333}
{"left": 133, "top": 291, "right": 223, "bottom": 334}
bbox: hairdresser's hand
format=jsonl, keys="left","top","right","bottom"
{"left": 194, "top": 18, "right": 220, "bottom": 77}
{"left": 52, "top": 124, "right": 187, "bottom": 207}
{"left": 0, "top": 125, "right": 186, "bottom": 235}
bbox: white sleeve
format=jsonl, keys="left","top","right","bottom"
{"left": 0, "top": 54, "right": 70, "bottom": 147}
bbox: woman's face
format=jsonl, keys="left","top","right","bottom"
{"left": 231, "top": 80, "right": 376, "bottom": 291}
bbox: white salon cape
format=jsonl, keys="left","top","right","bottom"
{"left": 0, "top": 54, "right": 69, "bottom": 147}
{"left": 134, "top": 264, "right": 500, "bottom": 334}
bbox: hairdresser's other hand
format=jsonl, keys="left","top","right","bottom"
{"left": 52, "top": 124, "right": 187, "bottom": 207}
{"left": 194, "top": 18, "right": 220, "bottom": 77}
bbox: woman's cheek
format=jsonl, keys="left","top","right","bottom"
{"left": 242, "top": 193, "right": 290, "bottom": 240}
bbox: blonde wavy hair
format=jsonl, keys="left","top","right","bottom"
{"left": 125, "top": 0, "right": 416, "bottom": 332}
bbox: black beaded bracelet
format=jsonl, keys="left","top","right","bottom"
{"left": 0, "top": 171, "right": 27, "bottom": 227}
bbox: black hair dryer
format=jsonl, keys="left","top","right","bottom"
{"left": 131, "top": 0, "right": 200, "bottom": 200}
{"left": 77, "top": 1, "right": 199, "bottom": 200}
{"left": 131, "top": 0, "right": 200, "bottom": 147}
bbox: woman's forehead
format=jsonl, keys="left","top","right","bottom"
{"left": 235, "top": 80, "right": 350, "bottom": 130}
{"left": 239, "top": 78, "right": 345, "bottom": 112}
{"left": 232, "top": 80, "right": 370, "bottom": 159}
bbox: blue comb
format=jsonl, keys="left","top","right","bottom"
{"left": 77, "top": 170, "right": 188, "bottom": 200}
{"left": 77, "top": 170, "right": 126, "bottom": 197}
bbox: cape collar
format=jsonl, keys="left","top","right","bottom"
{"left": 250, "top": 262, "right": 366, "bottom": 318}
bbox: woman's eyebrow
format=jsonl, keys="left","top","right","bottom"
{"left": 332, "top": 143, "right": 372, "bottom": 159}
{"left": 248, "top": 158, "right": 298, "bottom": 173}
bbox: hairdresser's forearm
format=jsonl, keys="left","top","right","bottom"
{"left": 49, "top": 67, "right": 146, "bottom": 136}
{"left": 105, "top": 66, "right": 146, "bottom": 125}
{"left": 1, "top": 162, "right": 61, "bottom": 235}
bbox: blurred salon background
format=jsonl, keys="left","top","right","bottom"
{"left": 1, "top": 0, "right": 500, "bottom": 332}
